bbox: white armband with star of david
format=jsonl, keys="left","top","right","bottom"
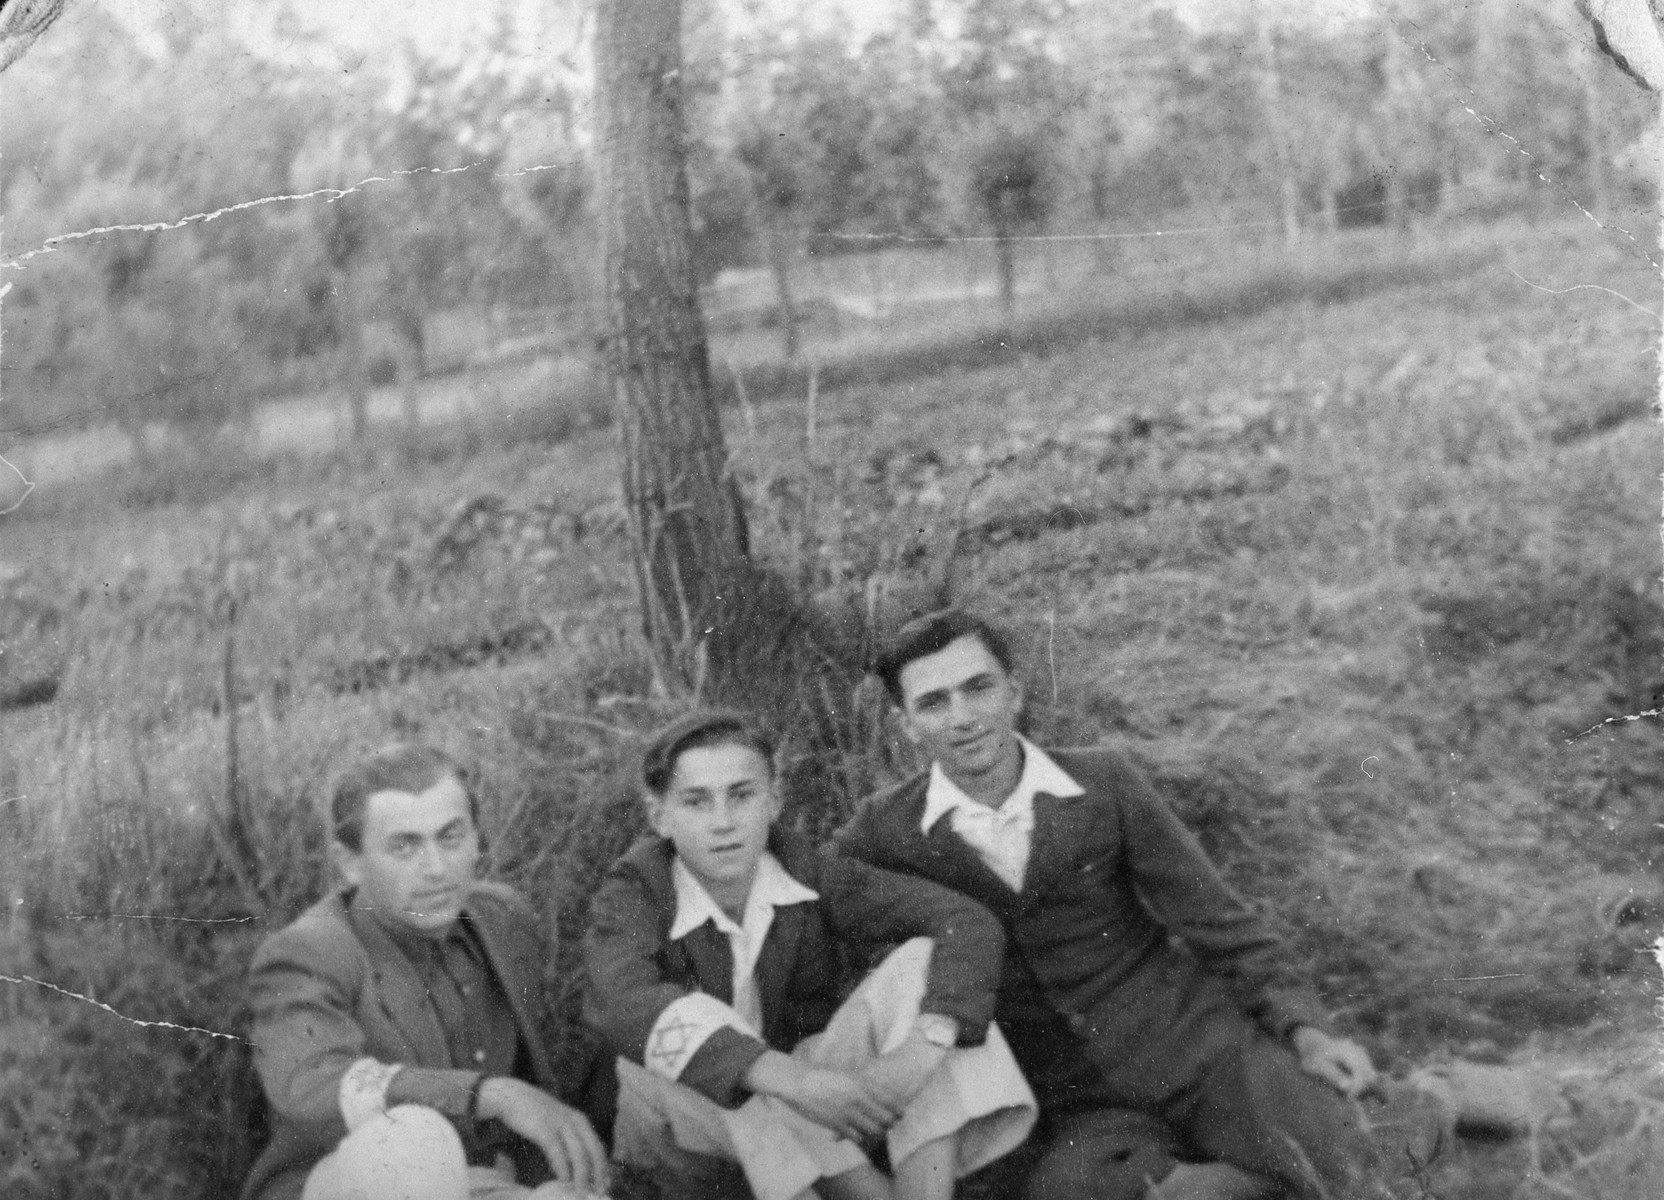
{"left": 645, "top": 992, "right": 759, "bottom": 1082}
{"left": 338, "top": 1057, "right": 403, "bottom": 1132}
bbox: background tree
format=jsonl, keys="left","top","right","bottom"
{"left": 931, "top": 0, "right": 1077, "bottom": 314}
{"left": 5, "top": 0, "right": 1657, "bottom": 453}
{"left": 595, "top": 0, "right": 752, "bottom": 673}
{"left": 283, "top": 33, "right": 567, "bottom": 444}
{"left": 3, "top": 6, "right": 301, "bottom": 451}
{"left": 682, "top": 13, "right": 951, "bottom": 350}
{"left": 734, "top": 119, "right": 814, "bottom": 360}
{"left": 969, "top": 132, "right": 1055, "bottom": 316}
{"left": 1252, "top": 2, "right": 1302, "bottom": 246}
{"left": 720, "top": 25, "right": 940, "bottom": 354}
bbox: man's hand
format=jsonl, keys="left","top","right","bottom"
{"left": 779, "top": 1066, "right": 901, "bottom": 1143}
{"left": 475, "top": 1077, "right": 610, "bottom": 1195}
{"left": 745, "top": 1051, "right": 899, "bottom": 1143}
{"left": 1290, "top": 1026, "right": 1377, "bottom": 1099}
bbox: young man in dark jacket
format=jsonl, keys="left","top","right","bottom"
{"left": 837, "top": 610, "right": 1381, "bottom": 1200}
{"left": 585, "top": 710, "right": 1035, "bottom": 1200}
{"left": 243, "top": 744, "right": 609, "bottom": 1200}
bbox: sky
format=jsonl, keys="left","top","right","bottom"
{"left": 92, "top": 0, "right": 569, "bottom": 67}
{"left": 93, "top": 0, "right": 1386, "bottom": 70}
{"left": 96, "top": 0, "right": 889, "bottom": 68}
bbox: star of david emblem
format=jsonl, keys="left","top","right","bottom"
{"left": 648, "top": 1013, "right": 700, "bottom": 1068}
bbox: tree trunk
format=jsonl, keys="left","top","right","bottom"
{"left": 1252, "top": 3, "right": 1300, "bottom": 248}
{"left": 994, "top": 209, "right": 1016, "bottom": 319}
{"left": 396, "top": 326, "right": 422, "bottom": 440}
{"left": 1377, "top": 21, "right": 1420, "bottom": 243}
{"left": 399, "top": 368, "right": 421, "bottom": 443}
{"left": 337, "top": 289, "right": 371, "bottom": 444}
{"left": 596, "top": 0, "right": 751, "bottom": 663}
{"left": 767, "top": 217, "right": 803, "bottom": 360}
{"left": 393, "top": 306, "right": 425, "bottom": 439}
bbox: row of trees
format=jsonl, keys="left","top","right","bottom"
{"left": 2, "top": 0, "right": 1653, "bottom": 442}
{"left": 2, "top": 1, "right": 593, "bottom": 445}
{"left": 596, "top": 0, "right": 1664, "bottom": 697}
{"left": 695, "top": 0, "right": 1652, "bottom": 321}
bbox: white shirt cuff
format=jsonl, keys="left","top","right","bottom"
{"left": 645, "top": 992, "right": 759, "bottom": 1082}
{"left": 338, "top": 1057, "right": 403, "bottom": 1132}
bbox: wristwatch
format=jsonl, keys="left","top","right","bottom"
{"left": 913, "top": 1013, "right": 960, "bottom": 1047}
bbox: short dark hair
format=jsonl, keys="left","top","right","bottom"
{"left": 331, "top": 743, "right": 477, "bottom": 852}
{"left": 641, "top": 709, "right": 777, "bottom": 797}
{"left": 872, "top": 608, "right": 1017, "bottom": 705}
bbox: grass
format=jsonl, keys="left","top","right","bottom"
{"left": 2, "top": 214, "right": 1662, "bottom": 1198}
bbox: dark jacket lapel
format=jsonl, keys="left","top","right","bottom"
{"left": 620, "top": 835, "right": 739, "bottom": 1003}
{"left": 753, "top": 900, "right": 805, "bottom": 1026}
{"left": 753, "top": 828, "right": 818, "bottom": 1018}
{"left": 865, "top": 779, "right": 1016, "bottom": 912}
{"left": 918, "top": 807, "right": 1026, "bottom": 915}
{"left": 346, "top": 904, "right": 450, "bottom": 1065}
{"left": 889, "top": 763, "right": 1095, "bottom": 911}
{"left": 1015, "top": 790, "right": 1094, "bottom": 907}
{"left": 678, "top": 923, "right": 737, "bottom": 1003}
{"left": 466, "top": 892, "right": 556, "bottom": 1088}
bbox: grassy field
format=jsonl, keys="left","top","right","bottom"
{"left": 2, "top": 215, "right": 1663, "bottom": 1199}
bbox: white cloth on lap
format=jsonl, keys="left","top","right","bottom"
{"left": 301, "top": 1105, "right": 584, "bottom": 1200}
{"left": 615, "top": 938, "right": 1037, "bottom": 1200}
{"left": 301, "top": 1104, "right": 470, "bottom": 1200}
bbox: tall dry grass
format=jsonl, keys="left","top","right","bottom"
{"left": 3, "top": 217, "right": 1661, "bottom": 1198}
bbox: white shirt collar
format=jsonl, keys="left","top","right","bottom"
{"left": 920, "top": 735, "right": 1085, "bottom": 834}
{"left": 668, "top": 851, "right": 820, "bottom": 940}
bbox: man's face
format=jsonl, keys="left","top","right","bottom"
{"left": 896, "top": 634, "right": 1024, "bottom": 786}
{"left": 649, "top": 742, "right": 781, "bottom": 904}
{"left": 335, "top": 774, "right": 480, "bottom": 935}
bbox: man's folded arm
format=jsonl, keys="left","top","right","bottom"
{"left": 817, "top": 846, "right": 1004, "bottom": 1046}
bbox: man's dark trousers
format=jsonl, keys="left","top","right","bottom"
{"left": 996, "top": 966, "right": 1372, "bottom": 1200}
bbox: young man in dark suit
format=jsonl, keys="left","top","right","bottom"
{"left": 242, "top": 743, "right": 609, "bottom": 1200}
{"left": 585, "top": 709, "right": 1035, "bottom": 1200}
{"left": 837, "top": 610, "right": 1382, "bottom": 1200}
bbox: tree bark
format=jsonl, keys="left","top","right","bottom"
{"left": 766, "top": 216, "right": 803, "bottom": 360}
{"left": 1252, "top": 3, "right": 1300, "bottom": 249}
{"left": 994, "top": 207, "right": 1017, "bottom": 319}
{"left": 595, "top": 0, "right": 751, "bottom": 663}
{"left": 334, "top": 272, "right": 371, "bottom": 443}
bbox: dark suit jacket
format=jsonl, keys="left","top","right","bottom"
{"left": 241, "top": 882, "right": 561, "bottom": 1200}
{"left": 836, "top": 746, "right": 1327, "bottom": 1105}
{"left": 583, "top": 825, "right": 1005, "bottom": 1108}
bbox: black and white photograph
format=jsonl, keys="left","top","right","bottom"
{"left": 2, "top": 1, "right": 1662, "bottom": 1197}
